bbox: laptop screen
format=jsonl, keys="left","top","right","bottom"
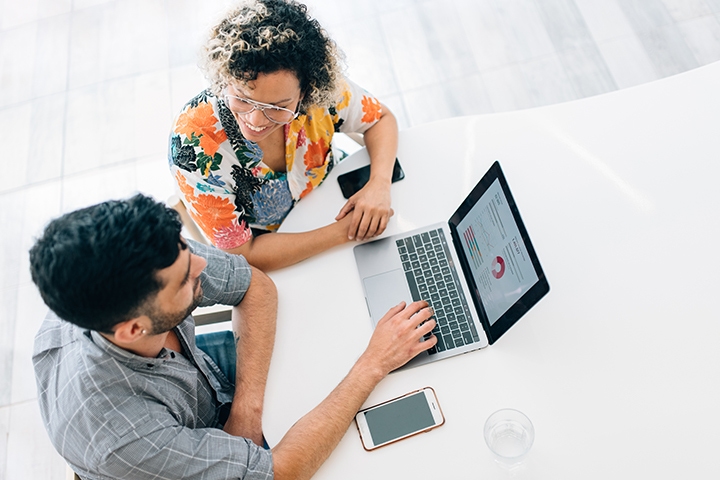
{"left": 449, "top": 161, "right": 549, "bottom": 344}
{"left": 454, "top": 178, "right": 539, "bottom": 326}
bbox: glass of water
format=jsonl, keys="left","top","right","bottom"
{"left": 484, "top": 408, "right": 535, "bottom": 466}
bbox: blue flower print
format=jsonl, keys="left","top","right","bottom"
{"left": 241, "top": 139, "right": 264, "bottom": 165}
{"left": 251, "top": 178, "right": 294, "bottom": 225}
{"left": 206, "top": 172, "right": 226, "bottom": 188}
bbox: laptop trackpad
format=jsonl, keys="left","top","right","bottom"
{"left": 363, "top": 269, "right": 414, "bottom": 327}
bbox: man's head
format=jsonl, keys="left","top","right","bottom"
{"left": 29, "top": 194, "right": 203, "bottom": 334}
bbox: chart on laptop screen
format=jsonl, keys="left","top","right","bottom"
{"left": 456, "top": 178, "right": 539, "bottom": 325}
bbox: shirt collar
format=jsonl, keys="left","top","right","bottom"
{"left": 87, "top": 315, "right": 196, "bottom": 370}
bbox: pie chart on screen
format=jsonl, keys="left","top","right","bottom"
{"left": 491, "top": 256, "right": 505, "bottom": 279}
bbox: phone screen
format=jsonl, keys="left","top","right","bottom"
{"left": 337, "top": 158, "right": 404, "bottom": 199}
{"left": 363, "top": 391, "right": 436, "bottom": 446}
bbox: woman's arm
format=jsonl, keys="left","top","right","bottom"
{"left": 222, "top": 215, "right": 353, "bottom": 271}
{"left": 335, "top": 104, "right": 399, "bottom": 241}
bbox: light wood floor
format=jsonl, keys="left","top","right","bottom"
{"left": 1, "top": 0, "right": 719, "bottom": 477}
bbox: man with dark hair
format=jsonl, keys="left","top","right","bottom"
{"left": 31, "top": 194, "right": 436, "bottom": 479}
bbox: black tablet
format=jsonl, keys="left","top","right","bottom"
{"left": 448, "top": 161, "right": 549, "bottom": 344}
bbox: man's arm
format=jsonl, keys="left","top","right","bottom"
{"left": 222, "top": 266, "right": 277, "bottom": 446}
{"left": 271, "top": 301, "right": 436, "bottom": 480}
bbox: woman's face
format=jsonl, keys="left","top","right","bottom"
{"left": 225, "top": 69, "right": 303, "bottom": 143}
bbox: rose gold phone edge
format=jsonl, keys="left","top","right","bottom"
{"left": 354, "top": 386, "right": 445, "bottom": 451}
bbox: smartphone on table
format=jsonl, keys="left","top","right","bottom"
{"left": 354, "top": 387, "right": 445, "bottom": 451}
{"left": 337, "top": 158, "right": 405, "bottom": 199}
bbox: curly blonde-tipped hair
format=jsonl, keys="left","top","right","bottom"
{"left": 201, "top": 0, "right": 344, "bottom": 111}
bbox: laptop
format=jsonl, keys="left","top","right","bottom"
{"left": 353, "top": 161, "right": 549, "bottom": 370}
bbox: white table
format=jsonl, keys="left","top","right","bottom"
{"left": 262, "top": 61, "right": 720, "bottom": 479}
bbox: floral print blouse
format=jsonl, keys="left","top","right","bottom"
{"left": 168, "top": 78, "right": 383, "bottom": 250}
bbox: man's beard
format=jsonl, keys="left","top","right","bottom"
{"left": 147, "top": 278, "right": 203, "bottom": 335}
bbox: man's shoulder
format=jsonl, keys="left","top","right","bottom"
{"left": 33, "top": 310, "right": 81, "bottom": 356}
{"left": 32, "top": 320, "right": 163, "bottom": 467}
{"left": 33, "top": 314, "right": 125, "bottom": 407}
{"left": 33, "top": 313, "right": 140, "bottom": 412}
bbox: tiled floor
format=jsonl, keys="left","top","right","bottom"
{"left": 1, "top": 0, "right": 719, "bottom": 477}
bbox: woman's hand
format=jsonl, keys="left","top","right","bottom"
{"left": 335, "top": 178, "right": 393, "bottom": 241}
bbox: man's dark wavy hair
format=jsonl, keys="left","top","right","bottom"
{"left": 29, "top": 194, "right": 185, "bottom": 333}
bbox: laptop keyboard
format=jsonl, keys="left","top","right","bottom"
{"left": 396, "top": 228, "right": 480, "bottom": 354}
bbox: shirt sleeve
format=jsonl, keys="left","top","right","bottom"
{"left": 333, "top": 78, "right": 384, "bottom": 135}
{"left": 169, "top": 92, "right": 254, "bottom": 250}
{"left": 188, "top": 240, "right": 252, "bottom": 308}
{"left": 97, "top": 423, "right": 273, "bottom": 480}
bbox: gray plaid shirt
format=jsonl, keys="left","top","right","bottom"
{"left": 32, "top": 241, "right": 273, "bottom": 479}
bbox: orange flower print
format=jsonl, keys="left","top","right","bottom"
{"left": 361, "top": 96, "right": 382, "bottom": 123}
{"left": 299, "top": 181, "right": 313, "bottom": 199}
{"left": 198, "top": 132, "right": 226, "bottom": 158}
{"left": 187, "top": 194, "right": 236, "bottom": 239}
{"left": 174, "top": 102, "right": 227, "bottom": 157}
{"left": 175, "top": 171, "right": 198, "bottom": 204}
{"left": 304, "top": 138, "right": 328, "bottom": 170}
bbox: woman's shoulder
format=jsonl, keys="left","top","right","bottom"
{"left": 180, "top": 89, "right": 217, "bottom": 111}
{"left": 172, "top": 89, "right": 223, "bottom": 134}
{"left": 308, "top": 77, "right": 381, "bottom": 133}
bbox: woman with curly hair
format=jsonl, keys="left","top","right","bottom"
{"left": 169, "top": 0, "right": 398, "bottom": 271}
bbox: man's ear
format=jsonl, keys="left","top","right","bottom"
{"left": 112, "top": 316, "right": 151, "bottom": 344}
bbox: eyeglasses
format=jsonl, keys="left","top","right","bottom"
{"left": 222, "top": 94, "right": 299, "bottom": 125}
